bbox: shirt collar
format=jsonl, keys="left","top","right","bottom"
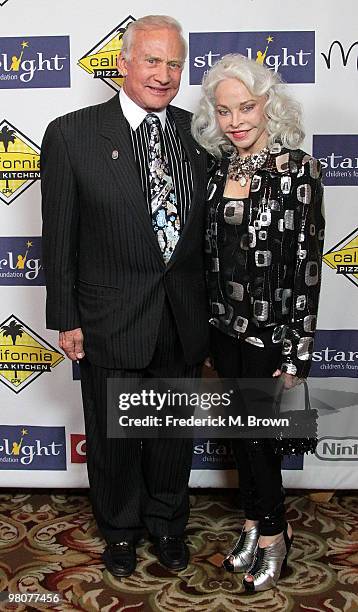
{"left": 119, "top": 88, "right": 167, "bottom": 131}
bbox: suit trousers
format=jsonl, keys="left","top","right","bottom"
{"left": 211, "top": 326, "right": 286, "bottom": 536}
{"left": 79, "top": 298, "right": 201, "bottom": 544}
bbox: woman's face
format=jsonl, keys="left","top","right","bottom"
{"left": 214, "top": 78, "right": 268, "bottom": 156}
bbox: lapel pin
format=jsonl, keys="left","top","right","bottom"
{"left": 195, "top": 148, "right": 201, "bottom": 155}
{"left": 112, "top": 150, "right": 119, "bottom": 159}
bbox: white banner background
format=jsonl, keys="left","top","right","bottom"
{"left": 0, "top": 0, "right": 357, "bottom": 488}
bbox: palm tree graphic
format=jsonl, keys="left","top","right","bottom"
{"left": 0, "top": 125, "right": 17, "bottom": 195}
{"left": 1, "top": 320, "right": 24, "bottom": 384}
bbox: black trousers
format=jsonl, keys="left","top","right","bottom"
{"left": 211, "top": 327, "right": 286, "bottom": 536}
{"left": 79, "top": 299, "right": 201, "bottom": 544}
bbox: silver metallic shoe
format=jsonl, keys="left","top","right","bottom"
{"left": 242, "top": 525, "right": 293, "bottom": 592}
{"left": 222, "top": 525, "right": 259, "bottom": 572}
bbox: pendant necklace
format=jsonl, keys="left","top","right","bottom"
{"left": 228, "top": 147, "right": 269, "bottom": 186}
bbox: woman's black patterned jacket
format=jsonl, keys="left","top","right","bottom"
{"left": 205, "top": 144, "right": 325, "bottom": 378}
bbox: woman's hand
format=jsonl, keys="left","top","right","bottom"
{"left": 272, "top": 369, "right": 303, "bottom": 389}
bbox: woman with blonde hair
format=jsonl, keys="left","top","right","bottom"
{"left": 192, "top": 54, "right": 325, "bottom": 592}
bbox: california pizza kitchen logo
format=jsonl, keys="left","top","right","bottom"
{"left": 0, "top": 120, "right": 40, "bottom": 205}
{"left": 78, "top": 15, "right": 135, "bottom": 91}
{"left": 0, "top": 315, "right": 64, "bottom": 393}
{"left": 0, "top": 36, "right": 70, "bottom": 88}
{"left": 323, "top": 228, "right": 358, "bottom": 288}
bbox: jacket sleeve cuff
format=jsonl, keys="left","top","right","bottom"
{"left": 281, "top": 359, "right": 312, "bottom": 378}
{"left": 45, "top": 303, "right": 81, "bottom": 332}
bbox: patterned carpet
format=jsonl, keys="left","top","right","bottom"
{"left": 0, "top": 490, "right": 357, "bottom": 612}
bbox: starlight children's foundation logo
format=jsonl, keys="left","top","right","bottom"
{"left": 310, "top": 330, "right": 358, "bottom": 377}
{"left": 192, "top": 439, "right": 235, "bottom": 469}
{"left": 0, "top": 315, "right": 64, "bottom": 393}
{"left": 189, "top": 31, "right": 315, "bottom": 84}
{"left": 313, "top": 135, "right": 358, "bottom": 186}
{"left": 0, "top": 36, "right": 70, "bottom": 88}
{"left": 0, "top": 120, "right": 40, "bottom": 205}
{"left": 0, "top": 237, "right": 44, "bottom": 284}
{"left": 0, "top": 426, "right": 66, "bottom": 470}
{"left": 78, "top": 16, "right": 135, "bottom": 91}
{"left": 323, "top": 228, "right": 358, "bottom": 288}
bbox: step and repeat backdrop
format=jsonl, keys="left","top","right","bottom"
{"left": 0, "top": 0, "right": 357, "bottom": 489}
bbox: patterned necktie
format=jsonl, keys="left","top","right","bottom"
{"left": 145, "top": 113, "right": 180, "bottom": 263}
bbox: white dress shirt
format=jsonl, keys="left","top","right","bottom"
{"left": 119, "top": 88, "right": 166, "bottom": 131}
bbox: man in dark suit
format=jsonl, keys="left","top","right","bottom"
{"left": 41, "top": 15, "right": 209, "bottom": 577}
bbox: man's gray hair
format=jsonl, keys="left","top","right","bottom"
{"left": 121, "top": 15, "right": 187, "bottom": 60}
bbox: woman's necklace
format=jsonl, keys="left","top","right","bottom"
{"left": 228, "top": 147, "right": 269, "bottom": 187}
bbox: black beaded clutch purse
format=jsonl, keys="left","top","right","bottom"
{"left": 272, "top": 380, "right": 318, "bottom": 456}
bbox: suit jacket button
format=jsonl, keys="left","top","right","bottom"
{"left": 112, "top": 150, "right": 119, "bottom": 159}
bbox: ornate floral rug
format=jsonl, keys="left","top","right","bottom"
{"left": 0, "top": 490, "right": 357, "bottom": 611}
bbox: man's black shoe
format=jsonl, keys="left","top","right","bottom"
{"left": 153, "top": 536, "right": 189, "bottom": 570}
{"left": 102, "top": 541, "right": 136, "bottom": 577}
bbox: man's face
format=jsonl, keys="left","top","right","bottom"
{"left": 117, "top": 27, "right": 185, "bottom": 111}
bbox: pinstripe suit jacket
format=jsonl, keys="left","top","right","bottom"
{"left": 41, "top": 94, "right": 210, "bottom": 368}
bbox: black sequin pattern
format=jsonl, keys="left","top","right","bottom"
{"left": 206, "top": 146, "right": 325, "bottom": 378}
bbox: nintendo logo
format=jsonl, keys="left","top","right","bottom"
{"left": 315, "top": 437, "right": 358, "bottom": 461}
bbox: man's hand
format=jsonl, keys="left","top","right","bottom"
{"left": 272, "top": 369, "right": 303, "bottom": 389}
{"left": 59, "top": 328, "right": 85, "bottom": 361}
{"left": 204, "top": 356, "right": 213, "bottom": 368}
